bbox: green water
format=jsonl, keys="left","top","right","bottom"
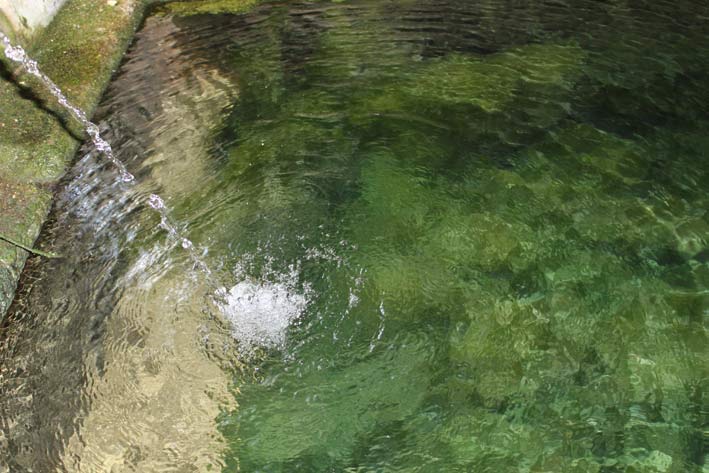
{"left": 2, "top": 0, "right": 707, "bottom": 471}
{"left": 158, "top": 1, "right": 708, "bottom": 471}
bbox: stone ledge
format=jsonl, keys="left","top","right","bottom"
{"left": 0, "top": 0, "right": 259, "bottom": 318}
{"left": 0, "top": 0, "right": 148, "bottom": 316}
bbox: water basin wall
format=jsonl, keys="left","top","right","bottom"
{"left": 0, "top": 0, "right": 248, "bottom": 317}
{"left": 0, "top": 0, "right": 143, "bottom": 317}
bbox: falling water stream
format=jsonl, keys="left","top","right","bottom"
{"left": 0, "top": 31, "right": 220, "bottom": 291}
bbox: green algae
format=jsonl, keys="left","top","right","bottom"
{"left": 404, "top": 43, "right": 585, "bottom": 113}
{"left": 155, "top": 0, "right": 259, "bottom": 16}
{"left": 2, "top": 0, "right": 706, "bottom": 469}
{"left": 0, "top": 179, "right": 51, "bottom": 312}
{"left": 226, "top": 338, "right": 433, "bottom": 469}
{"left": 167, "top": 2, "right": 708, "bottom": 471}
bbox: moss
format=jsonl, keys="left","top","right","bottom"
{"left": 33, "top": 0, "right": 147, "bottom": 109}
{"left": 0, "top": 0, "right": 152, "bottom": 316}
{"left": 155, "top": 0, "right": 259, "bottom": 16}
{"left": 0, "top": 0, "right": 147, "bottom": 182}
{"left": 0, "top": 178, "right": 52, "bottom": 313}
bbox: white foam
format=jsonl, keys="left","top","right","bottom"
{"left": 217, "top": 267, "right": 309, "bottom": 352}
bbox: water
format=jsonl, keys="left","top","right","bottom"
{"left": 0, "top": 30, "right": 219, "bottom": 290}
{"left": 0, "top": 31, "right": 135, "bottom": 183}
{"left": 2, "top": 1, "right": 709, "bottom": 472}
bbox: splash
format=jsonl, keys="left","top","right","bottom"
{"left": 217, "top": 264, "right": 311, "bottom": 353}
{"left": 1, "top": 31, "right": 312, "bottom": 353}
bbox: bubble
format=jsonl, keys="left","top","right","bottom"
{"left": 216, "top": 267, "right": 310, "bottom": 352}
{"left": 148, "top": 194, "right": 165, "bottom": 209}
{"left": 120, "top": 171, "right": 135, "bottom": 183}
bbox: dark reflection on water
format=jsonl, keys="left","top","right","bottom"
{"left": 2, "top": 0, "right": 709, "bottom": 471}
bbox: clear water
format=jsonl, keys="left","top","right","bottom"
{"left": 2, "top": 1, "right": 708, "bottom": 472}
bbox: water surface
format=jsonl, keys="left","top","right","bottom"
{"left": 1, "top": 1, "right": 708, "bottom": 472}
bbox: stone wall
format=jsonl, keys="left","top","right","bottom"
{"left": 0, "top": 0, "right": 147, "bottom": 317}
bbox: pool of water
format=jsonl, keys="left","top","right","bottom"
{"left": 1, "top": 0, "right": 708, "bottom": 471}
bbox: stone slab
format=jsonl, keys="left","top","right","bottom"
{"left": 0, "top": 0, "right": 147, "bottom": 316}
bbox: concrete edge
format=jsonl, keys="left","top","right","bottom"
{"left": 0, "top": 0, "right": 151, "bottom": 317}
{"left": 0, "top": 0, "right": 262, "bottom": 319}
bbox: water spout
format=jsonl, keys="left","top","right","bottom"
{"left": 0, "top": 30, "right": 220, "bottom": 290}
